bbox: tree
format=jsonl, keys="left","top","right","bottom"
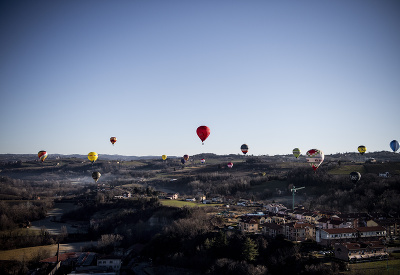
{"left": 242, "top": 237, "right": 258, "bottom": 262}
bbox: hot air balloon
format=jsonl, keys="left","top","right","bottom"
{"left": 358, "top": 145, "right": 366, "bottom": 155}
{"left": 390, "top": 140, "right": 399, "bottom": 153}
{"left": 200, "top": 158, "right": 205, "bottom": 164}
{"left": 227, "top": 162, "right": 233, "bottom": 168}
{"left": 88, "top": 152, "right": 98, "bottom": 163}
{"left": 349, "top": 171, "right": 361, "bottom": 184}
{"left": 196, "top": 126, "right": 210, "bottom": 145}
{"left": 293, "top": 148, "right": 301, "bottom": 158}
{"left": 183, "top": 154, "right": 189, "bottom": 161}
{"left": 241, "top": 144, "right": 249, "bottom": 155}
{"left": 181, "top": 158, "right": 186, "bottom": 164}
{"left": 38, "top": 150, "right": 48, "bottom": 162}
{"left": 306, "top": 149, "right": 324, "bottom": 171}
{"left": 162, "top": 155, "right": 167, "bottom": 161}
{"left": 110, "top": 137, "right": 117, "bottom": 145}
{"left": 92, "top": 171, "right": 101, "bottom": 183}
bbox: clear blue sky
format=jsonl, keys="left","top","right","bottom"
{"left": 1, "top": 0, "right": 399, "bottom": 157}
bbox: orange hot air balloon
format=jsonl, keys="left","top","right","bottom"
{"left": 196, "top": 126, "right": 210, "bottom": 145}
{"left": 183, "top": 154, "right": 189, "bottom": 161}
{"left": 110, "top": 137, "right": 117, "bottom": 145}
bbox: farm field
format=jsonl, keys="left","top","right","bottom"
{"left": 0, "top": 242, "right": 92, "bottom": 261}
{"left": 341, "top": 252, "right": 400, "bottom": 275}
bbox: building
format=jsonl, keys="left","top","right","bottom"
{"left": 165, "top": 193, "right": 179, "bottom": 200}
{"left": 334, "top": 241, "right": 387, "bottom": 262}
{"left": 97, "top": 255, "right": 122, "bottom": 272}
{"left": 367, "top": 218, "right": 400, "bottom": 238}
{"left": 316, "top": 226, "right": 386, "bottom": 246}
{"left": 238, "top": 216, "right": 259, "bottom": 233}
{"left": 284, "top": 221, "right": 315, "bottom": 241}
{"left": 262, "top": 223, "right": 284, "bottom": 238}
{"left": 317, "top": 228, "right": 358, "bottom": 246}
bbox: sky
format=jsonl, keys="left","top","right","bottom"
{"left": 1, "top": 0, "right": 399, "bottom": 157}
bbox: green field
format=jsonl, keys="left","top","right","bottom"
{"left": 160, "top": 199, "right": 222, "bottom": 208}
{"left": 0, "top": 242, "right": 92, "bottom": 261}
{"left": 344, "top": 253, "right": 400, "bottom": 275}
{"left": 328, "top": 164, "right": 366, "bottom": 175}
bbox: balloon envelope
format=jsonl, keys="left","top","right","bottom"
{"left": 183, "top": 154, "right": 189, "bottom": 161}
{"left": 358, "top": 145, "right": 366, "bottom": 155}
{"left": 306, "top": 149, "right": 324, "bottom": 171}
{"left": 92, "top": 171, "right": 101, "bottom": 182}
{"left": 390, "top": 140, "right": 399, "bottom": 152}
{"left": 38, "top": 150, "right": 48, "bottom": 162}
{"left": 110, "top": 137, "right": 117, "bottom": 145}
{"left": 349, "top": 171, "right": 361, "bottom": 184}
{"left": 241, "top": 144, "right": 249, "bottom": 154}
{"left": 200, "top": 158, "right": 205, "bottom": 164}
{"left": 196, "top": 126, "right": 210, "bottom": 143}
{"left": 227, "top": 162, "right": 233, "bottom": 168}
{"left": 162, "top": 155, "right": 167, "bottom": 161}
{"left": 88, "top": 152, "right": 98, "bottom": 162}
{"left": 293, "top": 148, "right": 301, "bottom": 158}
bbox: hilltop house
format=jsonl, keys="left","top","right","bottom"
{"left": 166, "top": 193, "right": 179, "bottom": 200}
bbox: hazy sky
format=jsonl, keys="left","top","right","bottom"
{"left": 1, "top": 0, "right": 399, "bottom": 157}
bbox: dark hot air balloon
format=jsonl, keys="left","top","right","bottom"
{"left": 110, "top": 137, "right": 117, "bottom": 145}
{"left": 241, "top": 144, "right": 249, "bottom": 155}
{"left": 390, "top": 140, "right": 399, "bottom": 153}
{"left": 349, "top": 171, "right": 361, "bottom": 184}
{"left": 92, "top": 171, "right": 101, "bottom": 183}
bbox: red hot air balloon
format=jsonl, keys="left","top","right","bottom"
{"left": 227, "top": 162, "right": 233, "bottom": 168}
{"left": 196, "top": 126, "right": 210, "bottom": 145}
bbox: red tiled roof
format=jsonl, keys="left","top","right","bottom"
{"left": 323, "top": 228, "right": 357, "bottom": 234}
{"left": 40, "top": 252, "right": 78, "bottom": 263}
{"left": 355, "top": 226, "right": 386, "bottom": 232}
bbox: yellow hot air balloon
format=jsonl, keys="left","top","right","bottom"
{"left": 292, "top": 148, "right": 301, "bottom": 158}
{"left": 358, "top": 145, "right": 366, "bottom": 155}
{"left": 162, "top": 155, "right": 167, "bottom": 161}
{"left": 88, "top": 152, "right": 98, "bottom": 163}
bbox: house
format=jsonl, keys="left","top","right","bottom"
{"left": 316, "top": 226, "right": 386, "bottom": 246}
{"left": 367, "top": 218, "right": 400, "bottom": 238}
{"left": 264, "top": 203, "right": 287, "bottom": 214}
{"left": 284, "top": 221, "right": 315, "bottom": 241}
{"left": 262, "top": 223, "right": 284, "bottom": 238}
{"left": 337, "top": 213, "right": 370, "bottom": 228}
{"left": 166, "top": 193, "right": 178, "bottom": 200}
{"left": 316, "top": 228, "right": 358, "bottom": 246}
{"left": 185, "top": 198, "right": 196, "bottom": 202}
{"left": 379, "top": 172, "right": 390, "bottom": 178}
{"left": 97, "top": 255, "right": 122, "bottom": 272}
{"left": 356, "top": 226, "right": 386, "bottom": 241}
{"left": 334, "top": 241, "right": 387, "bottom": 262}
{"left": 238, "top": 216, "right": 259, "bottom": 233}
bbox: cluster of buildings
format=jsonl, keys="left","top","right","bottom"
{"left": 233, "top": 203, "right": 400, "bottom": 262}
{"left": 40, "top": 252, "right": 122, "bottom": 275}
